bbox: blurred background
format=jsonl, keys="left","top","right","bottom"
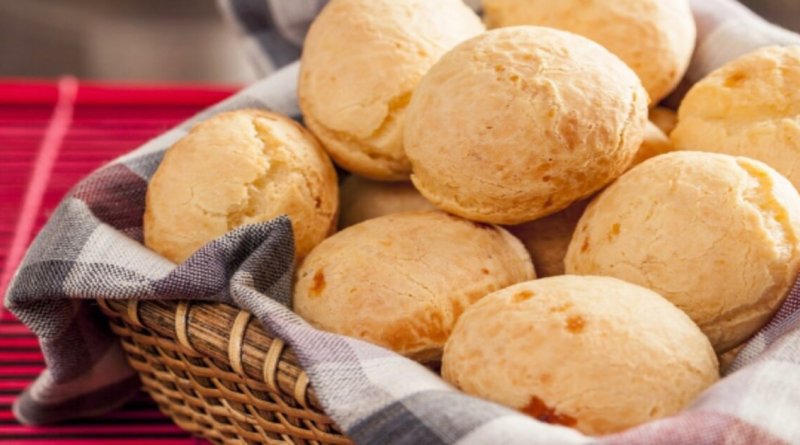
{"left": 0, "top": 0, "right": 258, "bottom": 83}
{"left": 0, "top": 0, "right": 798, "bottom": 84}
{"left": 746, "top": 0, "right": 800, "bottom": 29}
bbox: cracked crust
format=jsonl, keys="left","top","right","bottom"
{"left": 482, "top": 0, "right": 695, "bottom": 103}
{"left": 565, "top": 151, "right": 800, "bottom": 352}
{"left": 144, "top": 109, "right": 339, "bottom": 263}
{"left": 442, "top": 276, "right": 718, "bottom": 435}
{"left": 507, "top": 125, "right": 672, "bottom": 277}
{"left": 404, "top": 27, "right": 648, "bottom": 224}
{"left": 298, "top": 0, "right": 484, "bottom": 180}
{"left": 293, "top": 211, "right": 535, "bottom": 361}
{"left": 672, "top": 46, "right": 800, "bottom": 190}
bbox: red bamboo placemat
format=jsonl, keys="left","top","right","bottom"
{"left": 0, "top": 77, "right": 236, "bottom": 444}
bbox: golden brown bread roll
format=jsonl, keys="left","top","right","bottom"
{"left": 482, "top": 0, "right": 696, "bottom": 103}
{"left": 338, "top": 175, "right": 436, "bottom": 228}
{"left": 508, "top": 200, "right": 590, "bottom": 278}
{"left": 298, "top": 0, "right": 484, "bottom": 180}
{"left": 508, "top": 127, "right": 673, "bottom": 277}
{"left": 144, "top": 110, "right": 338, "bottom": 263}
{"left": 294, "top": 211, "right": 535, "bottom": 362}
{"left": 404, "top": 27, "right": 648, "bottom": 224}
{"left": 442, "top": 275, "right": 719, "bottom": 435}
{"left": 649, "top": 106, "right": 678, "bottom": 135}
{"left": 565, "top": 151, "right": 800, "bottom": 352}
{"left": 631, "top": 121, "right": 674, "bottom": 166}
{"left": 672, "top": 46, "right": 800, "bottom": 190}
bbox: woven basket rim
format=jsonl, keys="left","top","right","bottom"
{"left": 97, "top": 298, "right": 325, "bottom": 412}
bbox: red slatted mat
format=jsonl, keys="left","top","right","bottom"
{"left": 0, "top": 77, "right": 237, "bottom": 444}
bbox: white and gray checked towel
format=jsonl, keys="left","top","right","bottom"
{"left": 6, "top": 0, "right": 800, "bottom": 443}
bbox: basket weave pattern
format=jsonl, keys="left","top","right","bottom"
{"left": 97, "top": 299, "right": 352, "bottom": 444}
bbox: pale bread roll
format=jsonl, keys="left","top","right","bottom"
{"left": 294, "top": 211, "right": 535, "bottom": 362}
{"left": 631, "top": 121, "right": 674, "bottom": 166}
{"left": 508, "top": 200, "right": 590, "bottom": 278}
{"left": 672, "top": 46, "right": 800, "bottom": 190}
{"left": 565, "top": 151, "right": 800, "bottom": 352}
{"left": 338, "top": 175, "right": 436, "bottom": 228}
{"left": 649, "top": 106, "right": 678, "bottom": 135}
{"left": 404, "top": 27, "right": 648, "bottom": 224}
{"left": 509, "top": 127, "right": 673, "bottom": 277}
{"left": 298, "top": 0, "right": 484, "bottom": 180}
{"left": 442, "top": 276, "right": 719, "bottom": 435}
{"left": 144, "top": 110, "right": 338, "bottom": 263}
{"left": 482, "top": 0, "right": 695, "bottom": 103}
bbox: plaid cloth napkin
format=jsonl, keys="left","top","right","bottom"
{"left": 6, "top": 0, "right": 800, "bottom": 443}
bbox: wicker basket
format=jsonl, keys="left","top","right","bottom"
{"left": 96, "top": 299, "right": 352, "bottom": 445}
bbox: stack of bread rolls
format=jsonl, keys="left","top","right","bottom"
{"left": 142, "top": 0, "right": 800, "bottom": 436}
